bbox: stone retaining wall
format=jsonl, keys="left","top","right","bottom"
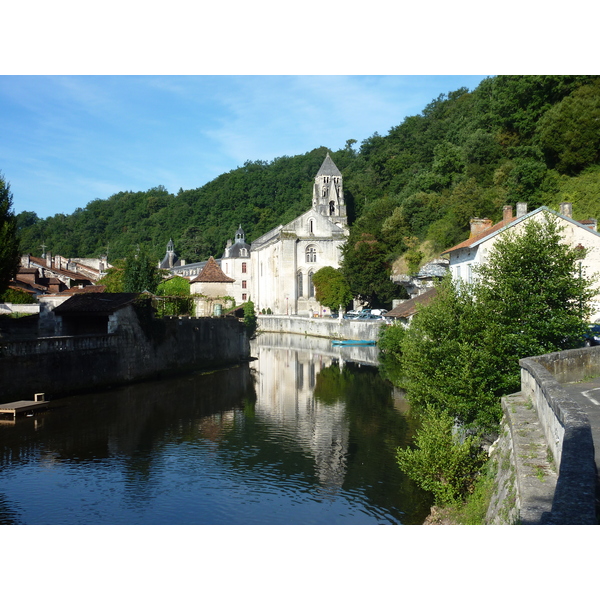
{"left": 257, "top": 315, "right": 384, "bottom": 341}
{"left": 0, "top": 311, "right": 250, "bottom": 401}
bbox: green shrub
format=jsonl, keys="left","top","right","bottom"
{"left": 396, "top": 407, "right": 487, "bottom": 506}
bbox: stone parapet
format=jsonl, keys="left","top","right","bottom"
{"left": 518, "top": 352, "right": 597, "bottom": 524}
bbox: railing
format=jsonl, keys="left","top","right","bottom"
{"left": 0, "top": 334, "right": 119, "bottom": 357}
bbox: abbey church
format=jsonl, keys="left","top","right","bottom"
{"left": 162, "top": 153, "right": 349, "bottom": 316}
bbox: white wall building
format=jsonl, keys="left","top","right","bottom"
{"left": 444, "top": 202, "right": 600, "bottom": 321}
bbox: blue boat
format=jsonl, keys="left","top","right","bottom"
{"left": 332, "top": 339, "right": 376, "bottom": 346}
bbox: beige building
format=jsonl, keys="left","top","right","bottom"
{"left": 250, "top": 154, "right": 349, "bottom": 316}
{"left": 444, "top": 202, "right": 600, "bottom": 321}
{"left": 190, "top": 256, "right": 236, "bottom": 316}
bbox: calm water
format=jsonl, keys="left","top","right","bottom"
{"left": 0, "top": 333, "right": 431, "bottom": 524}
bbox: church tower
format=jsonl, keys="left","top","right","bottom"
{"left": 312, "top": 153, "right": 347, "bottom": 228}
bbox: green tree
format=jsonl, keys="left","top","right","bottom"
{"left": 97, "top": 259, "right": 125, "bottom": 292}
{"left": 537, "top": 80, "right": 600, "bottom": 175}
{"left": 243, "top": 300, "right": 257, "bottom": 338}
{"left": 475, "top": 212, "right": 595, "bottom": 365}
{"left": 0, "top": 174, "right": 20, "bottom": 296}
{"left": 155, "top": 276, "right": 192, "bottom": 316}
{"left": 398, "top": 211, "right": 596, "bottom": 430}
{"left": 341, "top": 233, "right": 399, "bottom": 307}
{"left": 123, "top": 247, "right": 163, "bottom": 293}
{"left": 312, "top": 266, "right": 353, "bottom": 313}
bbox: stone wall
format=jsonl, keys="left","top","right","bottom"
{"left": 257, "top": 315, "right": 384, "bottom": 341}
{"left": 518, "top": 351, "right": 596, "bottom": 524}
{"left": 0, "top": 310, "right": 250, "bottom": 401}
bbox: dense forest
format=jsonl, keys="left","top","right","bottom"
{"left": 15, "top": 76, "right": 600, "bottom": 283}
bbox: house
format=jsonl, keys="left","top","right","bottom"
{"left": 44, "top": 292, "right": 140, "bottom": 336}
{"left": 385, "top": 287, "right": 438, "bottom": 326}
{"left": 190, "top": 256, "right": 236, "bottom": 316}
{"left": 443, "top": 202, "right": 600, "bottom": 321}
{"left": 250, "top": 153, "right": 349, "bottom": 316}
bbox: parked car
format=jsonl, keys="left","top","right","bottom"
{"left": 583, "top": 324, "right": 600, "bottom": 346}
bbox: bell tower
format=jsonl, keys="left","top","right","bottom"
{"left": 312, "top": 153, "right": 347, "bottom": 227}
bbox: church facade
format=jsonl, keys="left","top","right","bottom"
{"left": 250, "top": 154, "right": 349, "bottom": 316}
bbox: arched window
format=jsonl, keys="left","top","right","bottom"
{"left": 305, "top": 246, "right": 317, "bottom": 263}
{"left": 329, "top": 201, "right": 335, "bottom": 215}
{"left": 297, "top": 271, "right": 303, "bottom": 298}
{"left": 308, "top": 219, "right": 314, "bottom": 234}
{"left": 308, "top": 271, "right": 315, "bottom": 298}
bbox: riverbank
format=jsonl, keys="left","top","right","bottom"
{"left": 257, "top": 314, "right": 384, "bottom": 341}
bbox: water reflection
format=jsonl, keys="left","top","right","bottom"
{"left": 0, "top": 333, "right": 431, "bottom": 524}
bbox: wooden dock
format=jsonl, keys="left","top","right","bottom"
{"left": 0, "top": 394, "right": 49, "bottom": 419}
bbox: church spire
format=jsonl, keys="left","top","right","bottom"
{"left": 312, "top": 153, "right": 347, "bottom": 227}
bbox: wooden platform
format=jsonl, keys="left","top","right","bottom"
{"left": 0, "top": 399, "right": 50, "bottom": 418}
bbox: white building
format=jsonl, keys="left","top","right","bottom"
{"left": 250, "top": 154, "right": 349, "bottom": 316}
{"left": 444, "top": 202, "right": 600, "bottom": 321}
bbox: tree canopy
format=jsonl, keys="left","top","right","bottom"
{"left": 0, "top": 173, "right": 20, "bottom": 296}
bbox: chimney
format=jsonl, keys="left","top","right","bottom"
{"left": 516, "top": 203, "right": 528, "bottom": 218}
{"left": 470, "top": 218, "right": 493, "bottom": 238}
{"left": 46, "top": 252, "right": 52, "bottom": 268}
{"left": 560, "top": 202, "right": 573, "bottom": 219}
{"left": 503, "top": 205, "right": 513, "bottom": 222}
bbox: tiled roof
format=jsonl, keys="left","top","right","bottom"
{"left": 386, "top": 288, "right": 438, "bottom": 319}
{"left": 443, "top": 217, "right": 516, "bottom": 254}
{"left": 191, "top": 256, "right": 234, "bottom": 283}
{"left": 53, "top": 293, "right": 139, "bottom": 315}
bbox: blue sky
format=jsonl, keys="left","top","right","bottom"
{"left": 1, "top": 75, "right": 490, "bottom": 218}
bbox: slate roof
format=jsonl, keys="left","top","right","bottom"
{"left": 316, "top": 153, "right": 342, "bottom": 177}
{"left": 386, "top": 288, "right": 438, "bottom": 319}
{"left": 53, "top": 293, "right": 140, "bottom": 315}
{"left": 191, "top": 256, "right": 234, "bottom": 283}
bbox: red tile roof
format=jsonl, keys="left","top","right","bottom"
{"left": 191, "top": 257, "right": 234, "bottom": 283}
{"left": 443, "top": 217, "right": 516, "bottom": 254}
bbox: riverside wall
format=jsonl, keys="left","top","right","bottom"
{"left": 0, "top": 309, "right": 250, "bottom": 401}
{"left": 487, "top": 347, "right": 598, "bottom": 524}
{"left": 257, "top": 314, "right": 385, "bottom": 341}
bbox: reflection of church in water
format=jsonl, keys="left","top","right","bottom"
{"left": 251, "top": 334, "right": 350, "bottom": 492}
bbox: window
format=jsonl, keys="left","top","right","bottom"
{"left": 297, "top": 271, "right": 303, "bottom": 298}
{"left": 308, "top": 271, "right": 314, "bottom": 298}
{"left": 329, "top": 201, "right": 335, "bottom": 215}
{"left": 308, "top": 219, "right": 314, "bottom": 234}
{"left": 305, "top": 246, "right": 317, "bottom": 263}
{"left": 242, "top": 280, "right": 247, "bottom": 289}
{"left": 242, "top": 262, "right": 247, "bottom": 274}
{"left": 242, "top": 293, "right": 247, "bottom": 301}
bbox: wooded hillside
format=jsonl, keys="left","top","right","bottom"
{"left": 15, "top": 76, "right": 600, "bottom": 269}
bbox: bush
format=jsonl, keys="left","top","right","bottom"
{"left": 378, "top": 322, "right": 405, "bottom": 362}
{"left": 396, "top": 407, "right": 487, "bottom": 506}
{"left": 1, "top": 288, "right": 36, "bottom": 304}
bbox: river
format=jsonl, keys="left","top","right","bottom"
{"left": 0, "top": 332, "right": 432, "bottom": 524}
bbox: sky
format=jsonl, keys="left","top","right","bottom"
{"left": 1, "top": 74, "right": 490, "bottom": 219}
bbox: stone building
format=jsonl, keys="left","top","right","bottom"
{"left": 250, "top": 154, "right": 349, "bottom": 316}
{"left": 190, "top": 256, "right": 236, "bottom": 316}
